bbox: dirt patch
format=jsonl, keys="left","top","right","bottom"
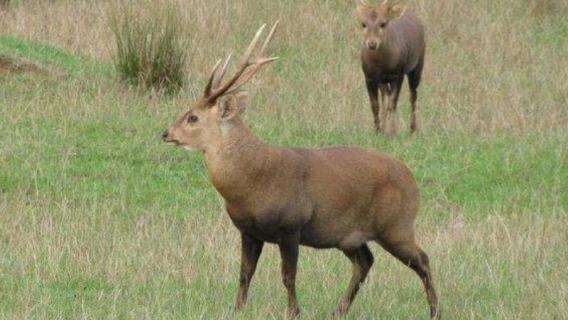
{"left": 0, "top": 55, "right": 47, "bottom": 75}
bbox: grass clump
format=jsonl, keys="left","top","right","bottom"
{"left": 109, "top": 2, "right": 188, "bottom": 94}
{"left": 0, "top": 0, "right": 9, "bottom": 10}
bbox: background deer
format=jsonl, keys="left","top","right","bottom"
{"left": 162, "top": 22, "right": 438, "bottom": 319}
{"left": 357, "top": 0, "right": 426, "bottom": 135}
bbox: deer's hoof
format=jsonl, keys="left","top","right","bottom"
{"left": 332, "top": 302, "right": 349, "bottom": 318}
{"left": 287, "top": 306, "right": 300, "bottom": 319}
{"left": 410, "top": 123, "right": 419, "bottom": 134}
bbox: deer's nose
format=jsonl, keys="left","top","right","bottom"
{"left": 161, "top": 130, "right": 169, "bottom": 141}
{"left": 367, "top": 40, "right": 378, "bottom": 50}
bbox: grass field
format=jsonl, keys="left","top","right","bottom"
{"left": 1, "top": 0, "right": 567, "bottom": 319}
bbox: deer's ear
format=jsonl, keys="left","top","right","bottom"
{"left": 221, "top": 91, "right": 249, "bottom": 120}
{"left": 356, "top": 0, "right": 367, "bottom": 16}
{"left": 388, "top": 4, "right": 406, "bottom": 20}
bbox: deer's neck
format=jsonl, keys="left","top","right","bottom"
{"left": 204, "top": 120, "right": 275, "bottom": 202}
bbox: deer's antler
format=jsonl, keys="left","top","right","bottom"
{"left": 203, "top": 21, "right": 279, "bottom": 105}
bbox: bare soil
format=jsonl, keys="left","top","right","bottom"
{"left": 0, "top": 55, "right": 46, "bottom": 74}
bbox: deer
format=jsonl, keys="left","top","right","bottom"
{"left": 357, "top": 0, "right": 426, "bottom": 135}
{"left": 162, "top": 22, "right": 438, "bottom": 319}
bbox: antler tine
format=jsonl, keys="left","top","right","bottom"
{"left": 212, "top": 53, "right": 233, "bottom": 90}
{"left": 204, "top": 59, "right": 223, "bottom": 96}
{"left": 259, "top": 21, "right": 279, "bottom": 57}
{"left": 206, "top": 24, "right": 269, "bottom": 103}
{"left": 239, "top": 24, "right": 266, "bottom": 65}
{"left": 222, "top": 21, "right": 280, "bottom": 96}
{"left": 224, "top": 56, "right": 279, "bottom": 96}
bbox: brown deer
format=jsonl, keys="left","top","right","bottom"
{"left": 162, "top": 22, "right": 438, "bottom": 319}
{"left": 357, "top": 0, "right": 425, "bottom": 135}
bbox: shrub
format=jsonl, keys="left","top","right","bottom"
{"left": 109, "top": 2, "right": 187, "bottom": 94}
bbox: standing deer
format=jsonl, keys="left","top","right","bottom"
{"left": 357, "top": 0, "right": 425, "bottom": 135}
{"left": 162, "top": 22, "right": 438, "bottom": 319}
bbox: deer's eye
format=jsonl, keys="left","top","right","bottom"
{"left": 361, "top": 22, "right": 367, "bottom": 28}
{"left": 188, "top": 115, "right": 198, "bottom": 123}
{"left": 380, "top": 21, "right": 387, "bottom": 28}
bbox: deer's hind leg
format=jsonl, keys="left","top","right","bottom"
{"left": 379, "top": 83, "right": 390, "bottom": 134}
{"left": 377, "top": 231, "right": 439, "bottom": 319}
{"left": 334, "top": 244, "right": 374, "bottom": 317}
{"left": 407, "top": 60, "right": 424, "bottom": 134}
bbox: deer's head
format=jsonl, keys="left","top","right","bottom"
{"left": 162, "top": 23, "right": 279, "bottom": 152}
{"left": 356, "top": 0, "right": 406, "bottom": 50}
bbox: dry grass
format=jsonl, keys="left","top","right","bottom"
{"left": 1, "top": 192, "right": 566, "bottom": 319}
{"left": 1, "top": 0, "right": 566, "bottom": 134}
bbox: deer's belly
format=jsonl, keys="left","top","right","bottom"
{"left": 226, "top": 207, "right": 302, "bottom": 244}
{"left": 366, "top": 71, "right": 401, "bottom": 83}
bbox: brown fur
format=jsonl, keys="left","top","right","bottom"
{"left": 357, "top": 0, "right": 426, "bottom": 135}
{"left": 162, "top": 23, "right": 438, "bottom": 319}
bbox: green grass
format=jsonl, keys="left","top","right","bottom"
{"left": 0, "top": 35, "right": 109, "bottom": 76}
{"left": 1, "top": 1, "right": 567, "bottom": 319}
{"left": 1, "top": 115, "right": 565, "bottom": 220}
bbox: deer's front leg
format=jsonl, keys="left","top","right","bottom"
{"left": 386, "top": 76, "right": 404, "bottom": 136}
{"left": 279, "top": 233, "right": 301, "bottom": 319}
{"left": 365, "top": 78, "right": 382, "bottom": 132}
{"left": 236, "top": 232, "right": 264, "bottom": 310}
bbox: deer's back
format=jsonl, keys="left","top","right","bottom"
{"left": 391, "top": 11, "right": 425, "bottom": 72}
{"left": 295, "top": 146, "right": 418, "bottom": 208}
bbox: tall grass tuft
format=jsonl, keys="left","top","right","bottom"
{"left": 0, "top": 0, "right": 9, "bottom": 10}
{"left": 109, "top": 2, "right": 188, "bottom": 94}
